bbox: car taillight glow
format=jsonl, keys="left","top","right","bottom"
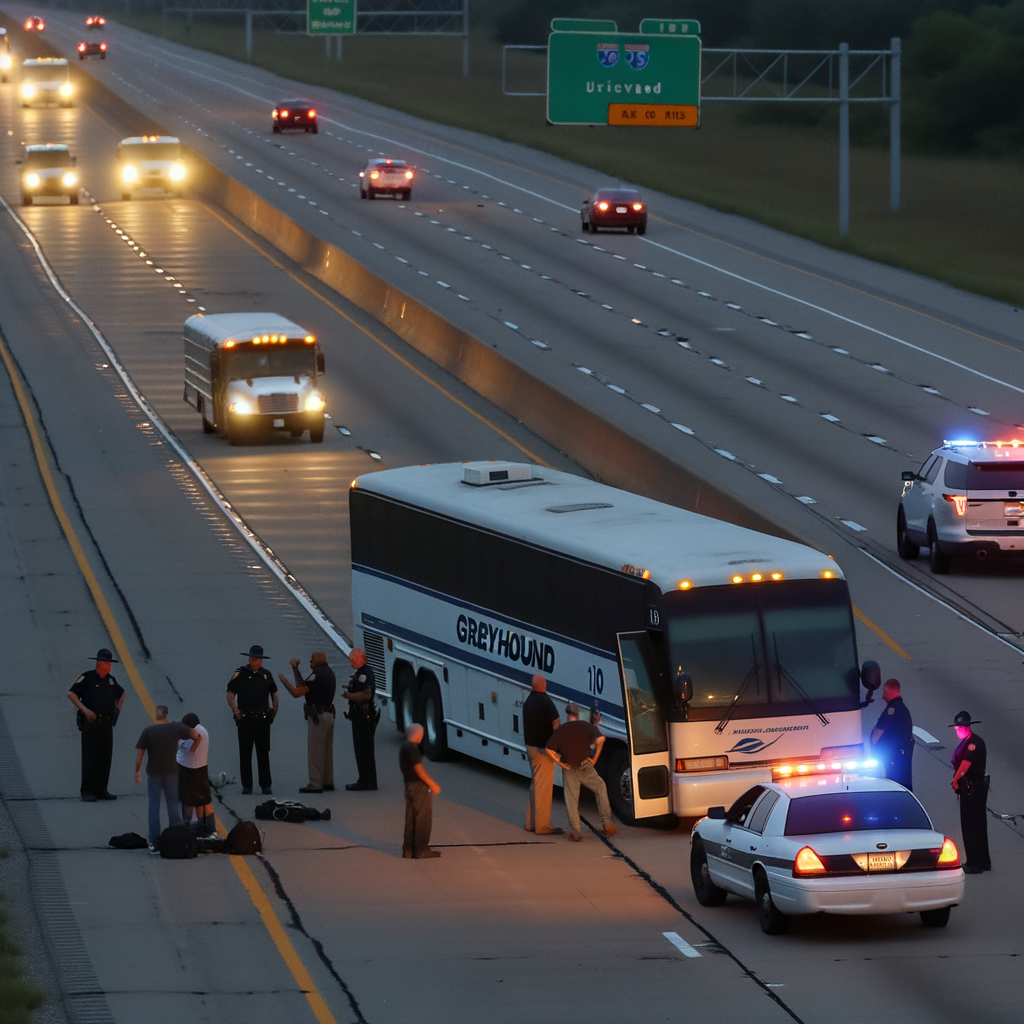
{"left": 943, "top": 493, "right": 968, "bottom": 516}
{"left": 794, "top": 847, "right": 827, "bottom": 876}
{"left": 632, "top": 202, "right": 643, "bottom": 211}
{"left": 100, "top": 43, "right": 106, "bottom": 50}
{"left": 405, "top": 170, "right": 414, "bottom": 179}
{"left": 78, "top": 43, "right": 86, "bottom": 51}
{"left": 597, "top": 201, "right": 609, "bottom": 211}
{"left": 308, "top": 109, "right": 316, "bottom": 118}
{"left": 937, "top": 837, "right": 961, "bottom": 867}
{"left": 280, "top": 109, "right": 289, "bottom": 119}
{"left": 25, "top": 18, "right": 34, "bottom": 29}
{"left": 370, "top": 171, "right": 379, "bottom": 179}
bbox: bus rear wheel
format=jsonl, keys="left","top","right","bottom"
{"left": 600, "top": 746, "right": 636, "bottom": 826}
{"left": 417, "top": 675, "right": 448, "bottom": 760}
{"left": 394, "top": 664, "right": 419, "bottom": 732}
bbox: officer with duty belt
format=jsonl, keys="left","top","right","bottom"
{"left": 342, "top": 648, "right": 378, "bottom": 791}
{"left": 950, "top": 710, "right": 991, "bottom": 874}
{"left": 278, "top": 650, "right": 337, "bottom": 794}
{"left": 227, "top": 644, "right": 279, "bottom": 795}
{"left": 870, "top": 678, "right": 915, "bottom": 791}
{"left": 67, "top": 648, "right": 126, "bottom": 802}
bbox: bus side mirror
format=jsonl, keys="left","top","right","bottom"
{"left": 901, "top": 471, "right": 917, "bottom": 482}
{"left": 673, "top": 671, "right": 692, "bottom": 705}
{"left": 316, "top": 352, "right": 325, "bottom": 374}
{"left": 706, "top": 806, "right": 726, "bottom": 819}
{"left": 860, "top": 660, "right": 881, "bottom": 706}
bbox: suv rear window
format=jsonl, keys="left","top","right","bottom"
{"left": 966, "top": 462, "right": 1024, "bottom": 491}
{"left": 784, "top": 791, "right": 931, "bottom": 835}
{"left": 943, "top": 460, "right": 968, "bottom": 489}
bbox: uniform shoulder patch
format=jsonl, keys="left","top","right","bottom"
{"left": 230, "top": 670, "right": 240, "bottom": 681}
{"left": 74, "top": 675, "right": 85, "bottom": 684}
{"left": 967, "top": 743, "right": 976, "bottom": 751}
{"left": 887, "top": 707, "right": 894, "bottom": 715}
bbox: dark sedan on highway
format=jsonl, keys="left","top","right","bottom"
{"left": 77, "top": 40, "right": 107, "bottom": 60}
{"left": 581, "top": 188, "right": 648, "bottom": 235}
{"left": 272, "top": 99, "right": 317, "bottom": 134}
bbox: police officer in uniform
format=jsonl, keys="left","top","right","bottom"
{"left": 67, "top": 648, "right": 126, "bottom": 802}
{"left": 870, "top": 678, "right": 915, "bottom": 790}
{"left": 227, "top": 644, "right": 279, "bottom": 795}
{"left": 950, "top": 710, "right": 990, "bottom": 874}
{"left": 342, "top": 648, "right": 378, "bottom": 791}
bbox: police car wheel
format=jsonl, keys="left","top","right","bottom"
{"left": 920, "top": 906, "right": 951, "bottom": 928}
{"left": 897, "top": 507, "right": 919, "bottom": 560}
{"left": 928, "top": 522, "right": 951, "bottom": 574}
{"left": 691, "top": 839, "right": 728, "bottom": 906}
{"left": 755, "top": 872, "right": 789, "bottom": 934}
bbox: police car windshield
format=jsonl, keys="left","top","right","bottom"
{"left": 26, "top": 151, "right": 70, "bottom": 168}
{"left": 785, "top": 791, "right": 931, "bottom": 835}
{"left": 123, "top": 143, "right": 180, "bottom": 161}
{"left": 225, "top": 345, "right": 315, "bottom": 379}
{"left": 967, "top": 462, "right": 1024, "bottom": 490}
{"left": 664, "top": 580, "right": 859, "bottom": 719}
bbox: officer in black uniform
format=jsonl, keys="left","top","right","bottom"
{"left": 67, "top": 648, "right": 126, "bottom": 802}
{"left": 342, "top": 648, "right": 378, "bottom": 791}
{"left": 227, "top": 644, "right": 279, "bottom": 795}
{"left": 950, "top": 710, "right": 990, "bottom": 874}
{"left": 870, "top": 678, "right": 915, "bottom": 790}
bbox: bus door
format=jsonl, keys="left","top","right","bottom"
{"left": 615, "top": 632, "right": 672, "bottom": 819}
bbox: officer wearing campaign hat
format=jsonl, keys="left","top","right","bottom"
{"left": 949, "top": 710, "right": 990, "bottom": 874}
{"left": 67, "top": 648, "right": 126, "bottom": 802}
{"left": 226, "top": 645, "right": 279, "bottom": 795}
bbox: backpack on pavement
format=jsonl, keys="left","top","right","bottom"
{"left": 159, "top": 825, "right": 199, "bottom": 860}
{"left": 254, "top": 799, "right": 331, "bottom": 823}
{"left": 224, "top": 820, "right": 262, "bottom": 855}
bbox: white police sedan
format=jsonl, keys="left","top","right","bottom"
{"left": 690, "top": 773, "right": 964, "bottom": 934}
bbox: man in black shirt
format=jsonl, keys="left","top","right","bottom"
{"left": 399, "top": 723, "right": 441, "bottom": 858}
{"left": 279, "top": 650, "right": 337, "bottom": 793}
{"left": 870, "top": 678, "right": 915, "bottom": 790}
{"left": 950, "top": 710, "right": 990, "bottom": 873}
{"left": 67, "top": 648, "right": 126, "bottom": 802}
{"left": 227, "top": 644, "right": 279, "bottom": 795}
{"left": 342, "top": 648, "right": 379, "bottom": 791}
{"left": 523, "top": 674, "right": 563, "bottom": 835}
{"left": 135, "top": 706, "right": 200, "bottom": 853}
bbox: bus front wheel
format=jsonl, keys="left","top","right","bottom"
{"left": 417, "top": 675, "right": 448, "bottom": 760}
{"left": 600, "top": 745, "right": 636, "bottom": 826}
{"left": 394, "top": 664, "right": 419, "bottom": 732}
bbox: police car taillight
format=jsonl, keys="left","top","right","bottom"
{"left": 794, "top": 847, "right": 827, "bottom": 876}
{"left": 943, "top": 493, "right": 968, "bottom": 516}
{"left": 936, "top": 837, "right": 960, "bottom": 868}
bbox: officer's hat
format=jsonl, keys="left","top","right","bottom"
{"left": 241, "top": 644, "right": 269, "bottom": 660}
{"left": 949, "top": 710, "right": 981, "bottom": 728}
{"left": 90, "top": 648, "right": 118, "bottom": 663}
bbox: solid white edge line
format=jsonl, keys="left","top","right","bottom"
{"left": 858, "top": 548, "right": 1022, "bottom": 654}
{"left": 0, "top": 194, "right": 352, "bottom": 657}
{"left": 662, "top": 932, "right": 702, "bottom": 958}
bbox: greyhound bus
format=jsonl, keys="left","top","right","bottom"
{"left": 350, "top": 461, "right": 879, "bottom": 824}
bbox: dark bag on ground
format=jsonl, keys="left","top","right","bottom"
{"left": 254, "top": 799, "right": 331, "bottom": 823}
{"left": 108, "top": 832, "right": 148, "bottom": 850}
{"left": 224, "top": 820, "right": 262, "bottom": 855}
{"left": 159, "top": 825, "right": 199, "bottom": 860}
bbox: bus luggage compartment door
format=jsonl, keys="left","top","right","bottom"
{"left": 615, "top": 632, "right": 672, "bottom": 820}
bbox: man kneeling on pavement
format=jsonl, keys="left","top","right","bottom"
{"left": 546, "top": 703, "right": 618, "bottom": 842}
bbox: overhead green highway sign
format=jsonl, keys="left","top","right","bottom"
{"left": 640, "top": 18, "right": 701, "bottom": 36}
{"left": 547, "top": 31, "right": 701, "bottom": 126}
{"left": 550, "top": 18, "right": 618, "bottom": 33}
{"left": 307, "top": 0, "right": 355, "bottom": 35}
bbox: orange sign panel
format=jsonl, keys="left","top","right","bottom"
{"left": 607, "top": 103, "right": 699, "bottom": 126}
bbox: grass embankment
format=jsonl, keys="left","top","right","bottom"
{"left": 0, "top": 853, "right": 46, "bottom": 1024}
{"left": 117, "top": 16, "right": 1024, "bottom": 307}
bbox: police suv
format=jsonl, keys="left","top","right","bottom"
{"left": 898, "top": 439, "right": 1024, "bottom": 574}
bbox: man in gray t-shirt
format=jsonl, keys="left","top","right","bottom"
{"left": 135, "top": 706, "right": 199, "bottom": 852}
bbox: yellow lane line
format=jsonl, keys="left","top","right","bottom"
{"left": 199, "top": 200, "right": 551, "bottom": 467}
{"left": 852, "top": 604, "right": 911, "bottom": 661}
{"left": 0, "top": 327, "right": 341, "bottom": 1024}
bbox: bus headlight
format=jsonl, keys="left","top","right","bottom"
{"left": 168, "top": 162, "right": 186, "bottom": 181}
{"left": 121, "top": 165, "right": 138, "bottom": 183}
{"left": 61, "top": 172, "right": 77, "bottom": 188}
{"left": 59, "top": 83, "right": 73, "bottom": 97}
{"left": 21, "top": 84, "right": 36, "bottom": 99}
{"left": 304, "top": 392, "right": 326, "bottom": 412}
{"left": 25, "top": 173, "right": 40, "bottom": 188}
{"left": 229, "top": 399, "right": 253, "bottom": 415}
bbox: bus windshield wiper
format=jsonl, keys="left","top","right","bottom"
{"left": 715, "top": 636, "right": 761, "bottom": 735}
{"left": 773, "top": 634, "right": 829, "bottom": 726}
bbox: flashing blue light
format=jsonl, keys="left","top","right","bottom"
{"left": 943, "top": 439, "right": 978, "bottom": 447}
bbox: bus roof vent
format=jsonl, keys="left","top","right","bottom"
{"left": 462, "top": 461, "right": 538, "bottom": 486}
{"left": 546, "top": 503, "right": 613, "bottom": 513}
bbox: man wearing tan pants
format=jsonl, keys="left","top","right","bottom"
{"left": 523, "top": 674, "right": 563, "bottom": 836}
{"left": 278, "top": 651, "right": 337, "bottom": 793}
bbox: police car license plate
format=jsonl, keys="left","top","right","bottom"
{"left": 616, "top": 206, "right": 628, "bottom": 213}
{"left": 868, "top": 853, "right": 896, "bottom": 871}
{"left": 273, "top": 418, "right": 285, "bottom": 427}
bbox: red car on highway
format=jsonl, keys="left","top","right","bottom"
{"left": 581, "top": 188, "right": 648, "bottom": 235}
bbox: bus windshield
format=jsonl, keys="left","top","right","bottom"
{"left": 224, "top": 344, "right": 316, "bottom": 380}
{"left": 663, "top": 580, "right": 859, "bottom": 721}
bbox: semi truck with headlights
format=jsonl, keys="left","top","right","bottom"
{"left": 183, "top": 313, "right": 327, "bottom": 445}
{"left": 20, "top": 57, "right": 73, "bottom": 107}
{"left": 117, "top": 136, "right": 186, "bottom": 200}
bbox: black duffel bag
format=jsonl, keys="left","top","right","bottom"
{"left": 159, "top": 825, "right": 199, "bottom": 860}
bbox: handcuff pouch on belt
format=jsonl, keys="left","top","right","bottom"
{"left": 303, "top": 703, "right": 336, "bottom": 725}
{"left": 237, "top": 708, "right": 275, "bottom": 724}
{"left": 344, "top": 700, "right": 378, "bottom": 723}
{"left": 76, "top": 711, "right": 119, "bottom": 731}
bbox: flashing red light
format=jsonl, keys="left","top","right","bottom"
{"left": 943, "top": 493, "right": 968, "bottom": 516}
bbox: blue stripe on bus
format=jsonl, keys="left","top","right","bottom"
{"left": 353, "top": 566, "right": 624, "bottom": 719}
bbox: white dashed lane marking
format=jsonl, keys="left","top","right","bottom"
{"left": 662, "top": 932, "right": 702, "bottom": 959}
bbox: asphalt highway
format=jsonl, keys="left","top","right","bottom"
{"left": 0, "top": 10, "right": 1021, "bottom": 1024}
